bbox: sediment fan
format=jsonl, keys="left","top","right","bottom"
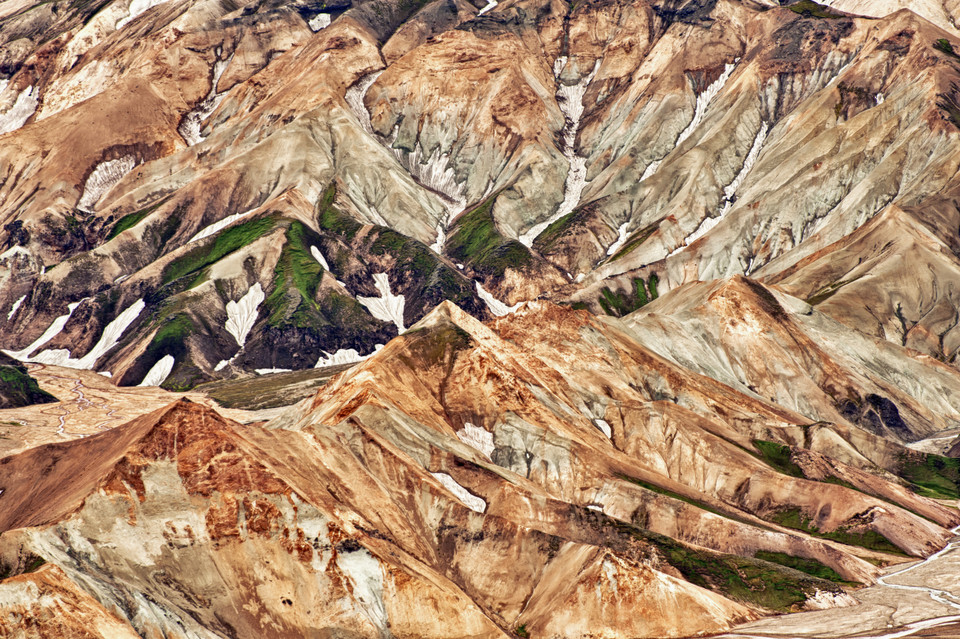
{"left": 1, "top": 0, "right": 960, "bottom": 635}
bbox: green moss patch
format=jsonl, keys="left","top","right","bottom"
{"left": 754, "top": 550, "right": 847, "bottom": 583}
{"left": 0, "top": 363, "right": 57, "bottom": 408}
{"left": 642, "top": 529, "right": 842, "bottom": 611}
{"left": 106, "top": 198, "right": 170, "bottom": 241}
{"left": 446, "top": 196, "right": 533, "bottom": 277}
{"left": 898, "top": 452, "right": 960, "bottom": 500}
{"left": 753, "top": 440, "right": 806, "bottom": 478}
{"left": 316, "top": 184, "right": 362, "bottom": 240}
{"left": 162, "top": 215, "right": 276, "bottom": 285}
{"left": 264, "top": 222, "right": 326, "bottom": 329}
{"left": 767, "top": 508, "right": 905, "bottom": 555}
{"left": 597, "top": 274, "right": 659, "bottom": 317}
{"left": 608, "top": 224, "right": 658, "bottom": 262}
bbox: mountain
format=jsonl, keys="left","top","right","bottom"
{"left": 3, "top": 0, "right": 960, "bottom": 386}
{"left": 1, "top": 295, "right": 959, "bottom": 637}
{"left": 4, "top": 0, "right": 960, "bottom": 635}
{"left": 0, "top": 353, "right": 56, "bottom": 408}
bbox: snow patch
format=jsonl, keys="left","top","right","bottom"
{"left": 431, "top": 472, "right": 486, "bottom": 513}
{"left": 475, "top": 281, "right": 521, "bottom": 317}
{"left": 116, "top": 0, "right": 170, "bottom": 29}
{"left": 214, "top": 357, "right": 234, "bottom": 372}
{"left": 179, "top": 51, "right": 232, "bottom": 146}
{"left": 477, "top": 0, "right": 497, "bottom": 15}
{"left": 315, "top": 345, "right": 382, "bottom": 368}
{"left": 876, "top": 92, "right": 884, "bottom": 105}
{"left": 138, "top": 354, "right": 174, "bottom": 386}
{"left": 255, "top": 368, "right": 292, "bottom": 375}
{"left": 594, "top": 418, "right": 612, "bottom": 439}
{"left": 98, "top": 371, "right": 112, "bottom": 378}
{"left": 337, "top": 548, "right": 388, "bottom": 631}
{"left": 188, "top": 208, "right": 255, "bottom": 243}
{"left": 670, "top": 122, "right": 768, "bottom": 258}
{"left": 641, "top": 62, "right": 736, "bottom": 182}
{"left": 7, "top": 295, "right": 24, "bottom": 320}
{"left": 0, "top": 246, "right": 30, "bottom": 261}
{"left": 393, "top": 142, "right": 467, "bottom": 220}
{"left": 3, "top": 300, "right": 84, "bottom": 361}
{"left": 456, "top": 422, "right": 495, "bottom": 459}
{"left": 78, "top": 156, "right": 137, "bottom": 212}
{"left": 357, "top": 273, "right": 405, "bottom": 332}
{"left": 310, "top": 245, "right": 330, "bottom": 271}
{"left": 30, "top": 299, "right": 145, "bottom": 369}
{"left": 519, "top": 58, "right": 599, "bottom": 246}
{"left": 0, "top": 86, "right": 38, "bottom": 135}
{"left": 718, "top": 122, "right": 768, "bottom": 216}
{"left": 308, "top": 13, "right": 331, "bottom": 31}
{"left": 345, "top": 71, "right": 383, "bottom": 135}
{"left": 430, "top": 223, "right": 446, "bottom": 254}
{"left": 605, "top": 222, "right": 630, "bottom": 256}
{"left": 224, "top": 283, "right": 264, "bottom": 348}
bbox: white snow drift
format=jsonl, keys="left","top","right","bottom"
{"left": 78, "top": 156, "right": 137, "bottom": 212}
{"left": 357, "top": 273, "right": 405, "bottom": 332}
{"left": 0, "top": 86, "right": 38, "bottom": 135}
{"left": 30, "top": 299, "right": 145, "bottom": 369}
{"left": 642, "top": 62, "right": 736, "bottom": 181}
{"left": 138, "top": 354, "right": 175, "bottom": 387}
{"left": 456, "top": 422, "right": 495, "bottom": 459}
{"left": 431, "top": 472, "right": 486, "bottom": 513}
{"left": 6, "top": 295, "right": 24, "bottom": 321}
{"left": 3, "top": 300, "right": 85, "bottom": 361}
{"left": 224, "top": 283, "right": 264, "bottom": 348}
{"left": 520, "top": 58, "right": 599, "bottom": 247}
{"left": 188, "top": 208, "right": 256, "bottom": 244}
{"left": 475, "top": 281, "right": 521, "bottom": 317}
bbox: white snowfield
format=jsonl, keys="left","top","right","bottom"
{"left": 78, "top": 156, "right": 137, "bottom": 212}
{"left": 477, "top": 0, "right": 497, "bottom": 15}
{"left": 30, "top": 299, "right": 145, "bottom": 370}
{"left": 431, "top": 472, "right": 486, "bottom": 513}
{"left": 0, "top": 86, "right": 38, "bottom": 135}
{"left": 308, "top": 13, "right": 331, "bottom": 31}
{"left": 605, "top": 222, "right": 630, "bottom": 256}
{"left": 456, "top": 422, "right": 495, "bottom": 459}
{"left": 3, "top": 300, "right": 86, "bottom": 361}
{"left": 336, "top": 548, "right": 389, "bottom": 632}
{"left": 188, "top": 208, "right": 256, "bottom": 244}
{"left": 345, "top": 71, "right": 383, "bottom": 136}
{"left": 520, "top": 58, "right": 599, "bottom": 247}
{"left": 138, "top": 354, "right": 175, "bottom": 387}
{"left": 6, "top": 295, "right": 25, "bottom": 321}
{"left": 116, "top": 0, "right": 171, "bottom": 29}
{"left": 669, "top": 121, "right": 769, "bottom": 258}
{"left": 255, "top": 368, "right": 292, "bottom": 375}
{"left": 475, "top": 281, "right": 521, "bottom": 317}
{"left": 179, "top": 51, "right": 232, "bottom": 146}
{"left": 310, "top": 245, "right": 330, "bottom": 271}
{"left": 642, "top": 62, "right": 736, "bottom": 182}
{"left": 224, "top": 283, "right": 264, "bottom": 348}
{"left": 357, "top": 273, "right": 406, "bottom": 332}
{"left": 315, "top": 345, "right": 383, "bottom": 368}
{"left": 594, "top": 418, "right": 612, "bottom": 439}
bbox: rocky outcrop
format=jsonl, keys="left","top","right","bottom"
{"left": 0, "top": 354, "right": 55, "bottom": 408}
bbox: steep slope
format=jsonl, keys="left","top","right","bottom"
{"left": 2, "top": 297, "right": 960, "bottom": 636}
{"left": 5, "top": 0, "right": 960, "bottom": 384}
